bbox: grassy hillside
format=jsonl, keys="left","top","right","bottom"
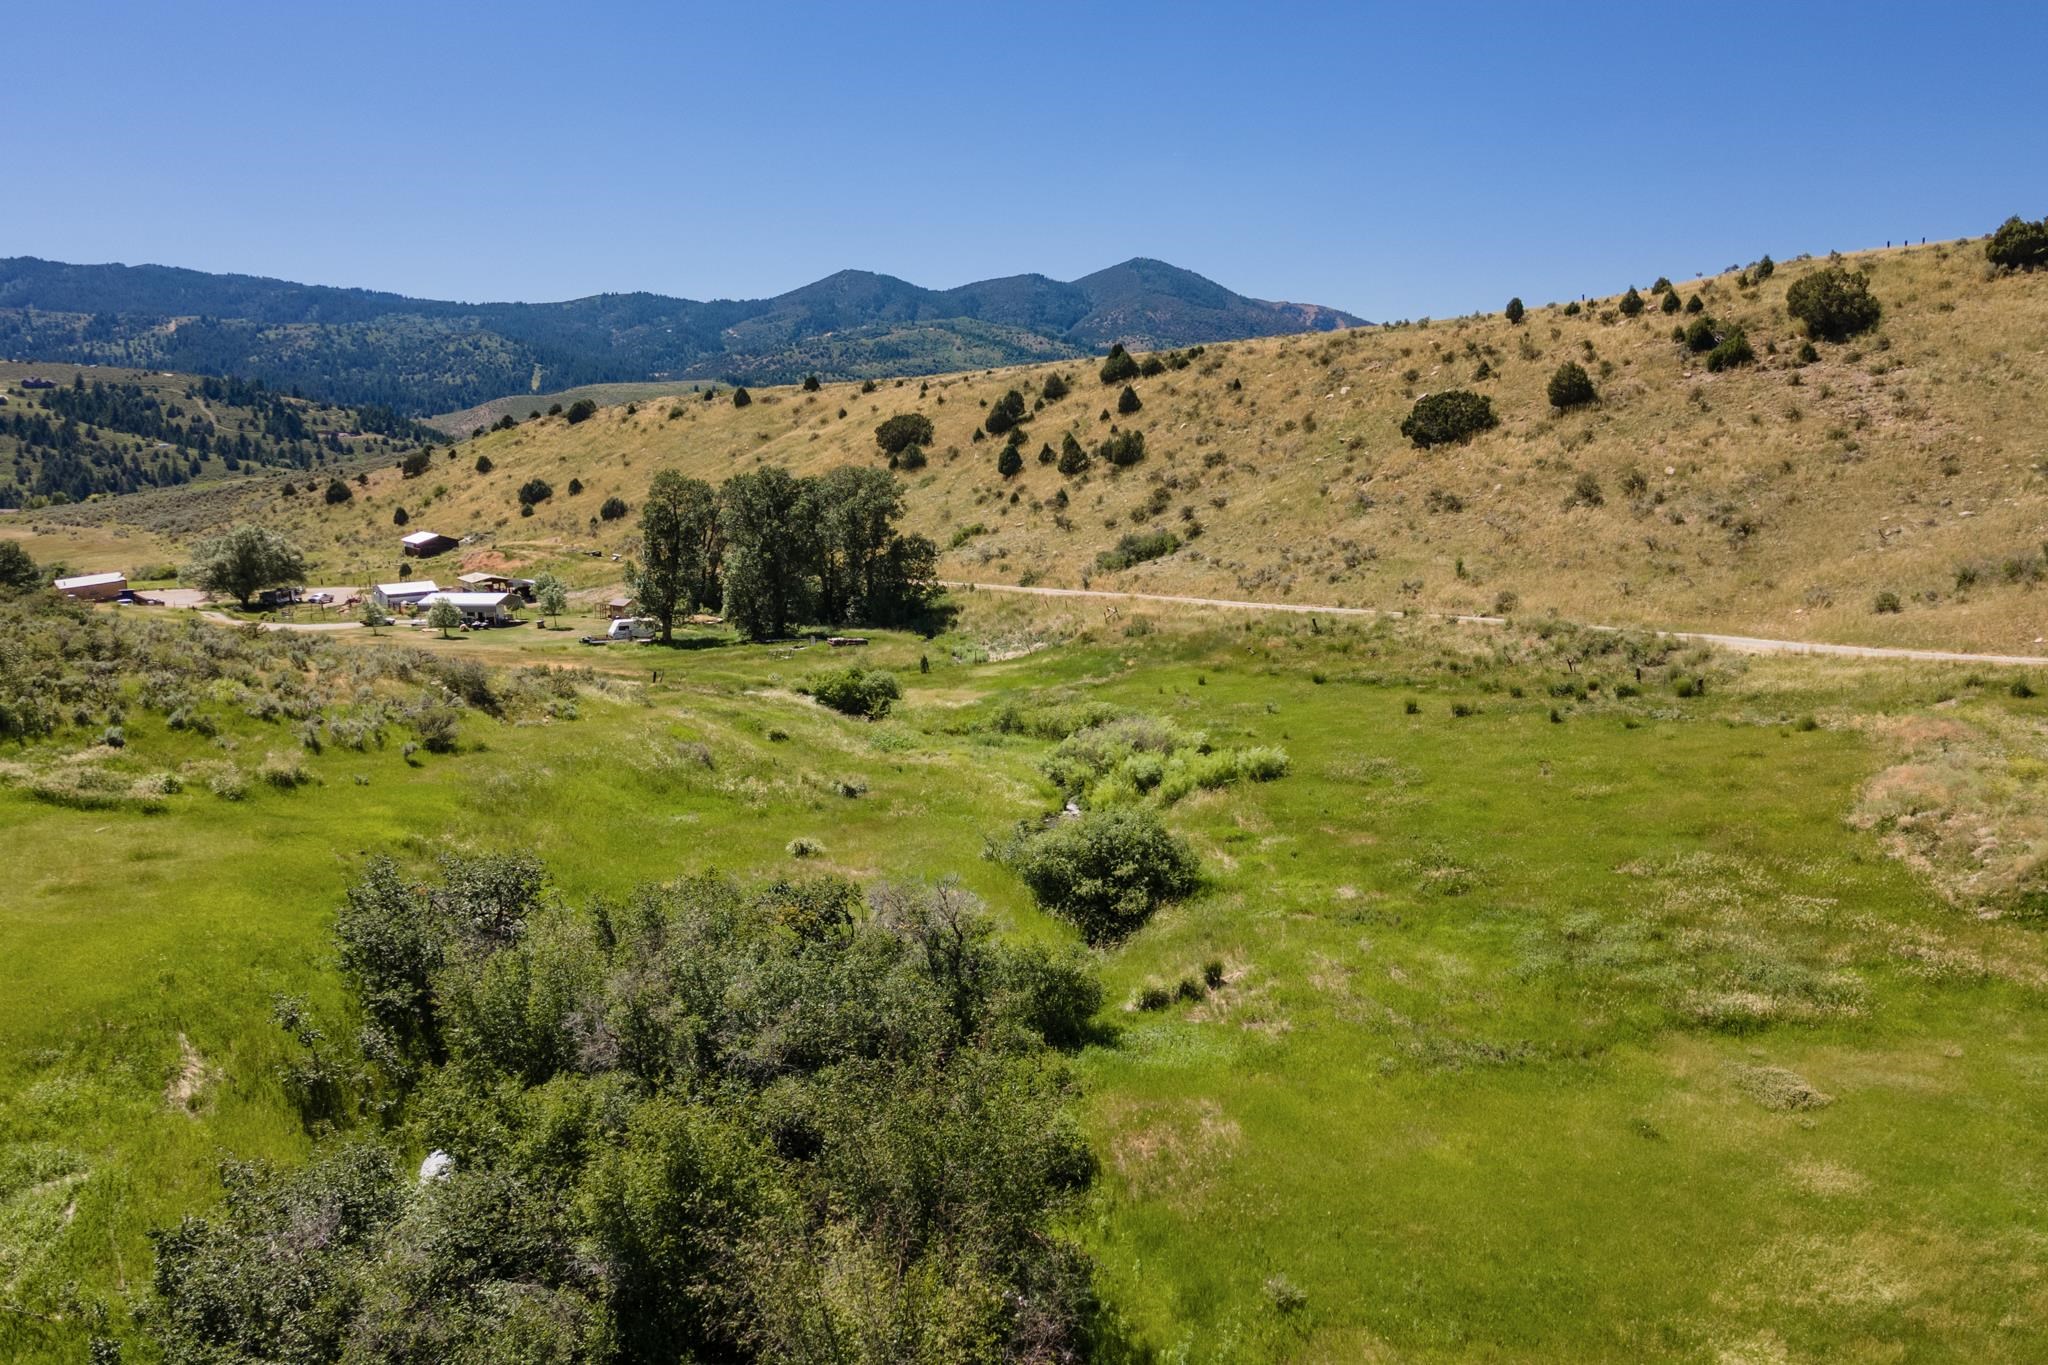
{"left": 21, "top": 236, "right": 2048, "bottom": 654}
{"left": 0, "top": 362, "right": 430, "bottom": 508}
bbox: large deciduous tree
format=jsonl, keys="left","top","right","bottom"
{"left": 720, "top": 467, "right": 816, "bottom": 640}
{"left": 630, "top": 472, "right": 720, "bottom": 644}
{"left": 185, "top": 525, "right": 308, "bottom": 608}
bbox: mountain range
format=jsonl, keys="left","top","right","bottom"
{"left": 0, "top": 256, "right": 1365, "bottom": 417}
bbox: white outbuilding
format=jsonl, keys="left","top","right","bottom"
{"left": 418, "top": 590, "right": 517, "bottom": 624}
{"left": 372, "top": 579, "right": 439, "bottom": 611}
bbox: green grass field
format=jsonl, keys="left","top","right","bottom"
{"left": 3, "top": 594, "right": 2045, "bottom": 1361}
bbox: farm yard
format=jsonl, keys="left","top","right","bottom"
{"left": 2, "top": 588, "right": 2045, "bottom": 1362}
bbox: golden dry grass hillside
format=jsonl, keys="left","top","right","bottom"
{"left": 22, "top": 237, "right": 2048, "bottom": 652}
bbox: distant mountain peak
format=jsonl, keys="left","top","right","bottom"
{"left": 0, "top": 255, "right": 1366, "bottom": 415}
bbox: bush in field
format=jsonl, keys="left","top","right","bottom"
{"left": 1986, "top": 215, "right": 2048, "bottom": 271}
{"left": 1683, "top": 316, "right": 1720, "bottom": 353}
{"left": 1685, "top": 293, "right": 1704, "bottom": 314}
{"left": 731, "top": 387, "right": 752, "bottom": 408}
{"left": 1618, "top": 286, "right": 1645, "bottom": 317}
{"left": 324, "top": 478, "right": 352, "bottom": 505}
{"left": 1003, "top": 806, "right": 1199, "bottom": 942}
{"left": 1097, "top": 429, "right": 1146, "bottom": 467}
{"left": 1095, "top": 529, "right": 1179, "bottom": 572}
{"left": 401, "top": 448, "right": 433, "bottom": 478}
{"left": 1098, "top": 344, "right": 1140, "bottom": 385}
{"left": 1504, "top": 297, "right": 1525, "bottom": 325}
{"left": 1786, "top": 264, "right": 1881, "bottom": 340}
{"left": 564, "top": 398, "right": 597, "bottom": 424}
{"left": 1752, "top": 254, "right": 1775, "bottom": 282}
{"left": 1660, "top": 289, "right": 1681, "bottom": 314}
{"left": 1057, "top": 432, "right": 1089, "bottom": 476}
{"left": 873, "top": 413, "right": 935, "bottom": 455}
{"left": 1116, "top": 385, "right": 1142, "bottom": 415}
{"left": 984, "top": 389, "right": 1027, "bottom": 435}
{"left": 804, "top": 666, "right": 901, "bottom": 719}
{"left": 1547, "top": 361, "right": 1597, "bottom": 410}
{"left": 801, "top": 374, "right": 821, "bottom": 392}
{"left": 474, "top": 453, "right": 493, "bottom": 473}
{"left": 1400, "top": 390, "right": 1497, "bottom": 447}
{"left": 997, "top": 446, "right": 1023, "bottom": 478}
{"left": 1040, "top": 372, "right": 1070, "bottom": 402}
{"left": 1706, "top": 328, "right": 1755, "bottom": 371}
{"left": 600, "top": 495, "right": 629, "bottom": 521}
{"left": 518, "top": 478, "right": 553, "bottom": 506}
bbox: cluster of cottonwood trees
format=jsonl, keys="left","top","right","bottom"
{"left": 630, "top": 465, "right": 936, "bottom": 640}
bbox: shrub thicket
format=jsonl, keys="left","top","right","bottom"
{"left": 151, "top": 862, "right": 1099, "bottom": 1363}
{"left": 1400, "top": 390, "right": 1497, "bottom": 447}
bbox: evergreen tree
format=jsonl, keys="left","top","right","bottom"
{"left": 1098, "top": 344, "right": 1140, "bottom": 385}
{"left": 1505, "top": 297, "right": 1525, "bottom": 325}
{"left": 1117, "top": 385, "right": 1142, "bottom": 415}
{"left": 997, "top": 446, "right": 1023, "bottom": 478}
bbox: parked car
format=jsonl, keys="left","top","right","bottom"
{"left": 305, "top": 591, "right": 333, "bottom": 605}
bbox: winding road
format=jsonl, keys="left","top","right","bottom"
{"left": 941, "top": 580, "right": 2048, "bottom": 668}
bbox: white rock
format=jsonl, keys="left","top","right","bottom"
{"left": 419, "top": 1150, "right": 453, "bottom": 1184}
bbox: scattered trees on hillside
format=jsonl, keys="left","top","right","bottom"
{"left": 1986, "top": 215, "right": 2048, "bottom": 272}
{"left": 1400, "top": 390, "right": 1498, "bottom": 448}
{"left": 186, "top": 525, "right": 308, "bottom": 608}
{"left": 1547, "top": 362, "right": 1597, "bottom": 410}
{"left": 1098, "top": 344, "right": 1140, "bottom": 385}
{"left": 1786, "top": 263, "right": 1881, "bottom": 341}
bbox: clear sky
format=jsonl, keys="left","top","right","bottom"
{"left": 5, "top": 1, "right": 2042, "bottom": 319}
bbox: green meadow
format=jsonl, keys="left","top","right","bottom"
{"left": 3, "top": 594, "right": 2046, "bottom": 1362}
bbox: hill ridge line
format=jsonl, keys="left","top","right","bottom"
{"left": 943, "top": 581, "right": 2048, "bottom": 667}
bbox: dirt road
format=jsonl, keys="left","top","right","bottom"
{"left": 942, "top": 581, "right": 2048, "bottom": 668}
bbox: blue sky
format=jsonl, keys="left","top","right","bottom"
{"left": 4, "top": 1, "right": 2042, "bottom": 319}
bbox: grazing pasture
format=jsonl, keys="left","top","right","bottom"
{"left": 1, "top": 591, "right": 2045, "bottom": 1361}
